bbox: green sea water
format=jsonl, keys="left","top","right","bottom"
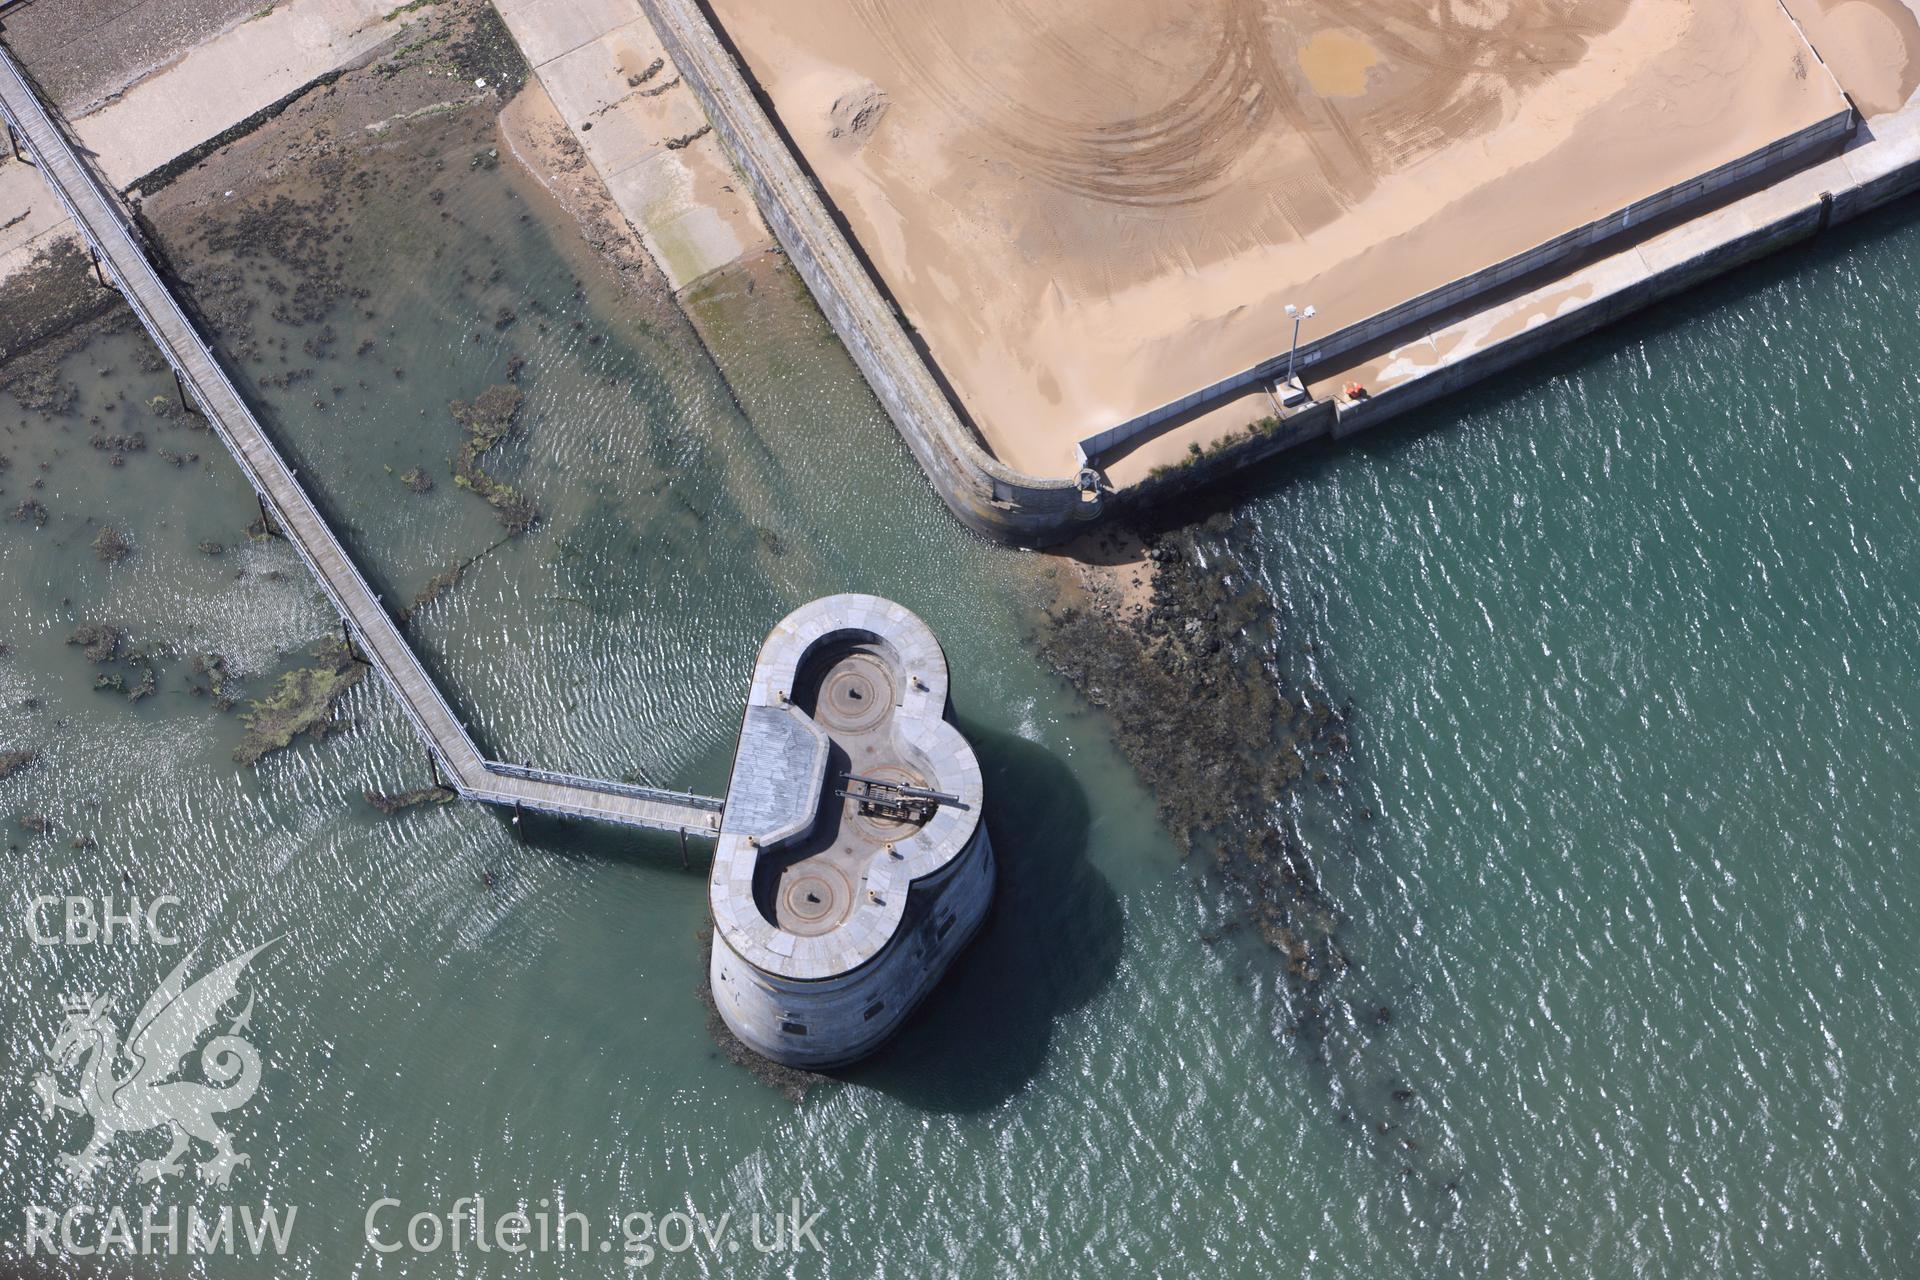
{"left": 2, "top": 119, "right": 1919, "bottom": 1277}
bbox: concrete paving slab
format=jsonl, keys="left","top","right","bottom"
{"left": 2, "top": 0, "right": 431, "bottom": 283}
{"left": 490, "top": 0, "right": 637, "bottom": 67}
{"left": 0, "top": 154, "right": 76, "bottom": 277}
{"left": 534, "top": 29, "right": 641, "bottom": 123}
{"left": 493, "top": 0, "right": 770, "bottom": 291}
{"left": 78, "top": 0, "right": 419, "bottom": 188}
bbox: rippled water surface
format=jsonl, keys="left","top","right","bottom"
{"left": 2, "top": 132, "right": 1919, "bottom": 1277}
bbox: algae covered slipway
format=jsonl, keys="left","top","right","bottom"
{"left": 2, "top": 1, "right": 1920, "bottom": 1277}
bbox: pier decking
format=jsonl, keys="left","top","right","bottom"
{"left": 0, "top": 45, "right": 722, "bottom": 838}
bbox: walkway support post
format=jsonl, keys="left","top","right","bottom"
{"left": 88, "top": 245, "right": 109, "bottom": 289}
{"left": 0, "top": 46, "right": 729, "bottom": 839}
{"left": 6, "top": 122, "right": 25, "bottom": 164}
{"left": 340, "top": 618, "right": 366, "bottom": 664}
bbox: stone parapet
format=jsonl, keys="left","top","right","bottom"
{"left": 711, "top": 594, "right": 994, "bottom": 1067}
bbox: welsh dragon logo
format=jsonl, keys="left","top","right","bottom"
{"left": 32, "top": 940, "right": 276, "bottom": 1188}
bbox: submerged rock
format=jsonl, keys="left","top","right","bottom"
{"left": 1033, "top": 518, "right": 1356, "bottom": 1024}
{"left": 88, "top": 430, "right": 146, "bottom": 458}
{"left": 91, "top": 525, "right": 133, "bottom": 562}
{"left": 1032, "top": 516, "right": 1459, "bottom": 1192}
{"left": 191, "top": 652, "right": 232, "bottom": 697}
{"left": 66, "top": 622, "right": 124, "bottom": 664}
{"left": 0, "top": 240, "right": 122, "bottom": 369}
{"left": 364, "top": 785, "right": 456, "bottom": 815}
{"left": 403, "top": 560, "right": 465, "bottom": 621}
{"left": 0, "top": 749, "right": 38, "bottom": 781}
{"left": 449, "top": 384, "right": 536, "bottom": 534}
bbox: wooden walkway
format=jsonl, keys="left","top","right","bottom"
{"left": 0, "top": 46, "right": 722, "bottom": 838}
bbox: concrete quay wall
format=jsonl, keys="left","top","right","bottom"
{"left": 710, "top": 824, "right": 995, "bottom": 1070}
{"left": 636, "top": 0, "right": 1920, "bottom": 541}
{"left": 638, "top": 0, "right": 1101, "bottom": 545}
{"left": 1336, "top": 105, "right": 1920, "bottom": 429}
{"left": 1077, "top": 108, "right": 1858, "bottom": 465}
{"left": 1116, "top": 98, "right": 1920, "bottom": 509}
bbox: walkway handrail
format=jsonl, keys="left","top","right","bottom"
{"left": 484, "top": 762, "right": 724, "bottom": 812}
{"left": 0, "top": 44, "right": 486, "bottom": 777}
{"left": 0, "top": 44, "right": 726, "bottom": 834}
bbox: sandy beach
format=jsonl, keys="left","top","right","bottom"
{"left": 1781, "top": 0, "right": 1920, "bottom": 116}
{"left": 706, "top": 0, "right": 1849, "bottom": 477}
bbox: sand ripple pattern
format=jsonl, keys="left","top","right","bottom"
{"left": 844, "top": 0, "right": 1624, "bottom": 209}
{"left": 7, "top": 73, "right": 1920, "bottom": 1278}
{"left": 848, "top": 0, "right": 1289, "bottom": 207}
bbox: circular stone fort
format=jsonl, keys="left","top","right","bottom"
{"left": 709, "top": 594, "right": 995, "bottom": 1068}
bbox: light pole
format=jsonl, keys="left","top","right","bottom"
{"left": 1284, "top": 303, "right": 1316, "bottom": 389}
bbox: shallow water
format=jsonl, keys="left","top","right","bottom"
{"left": 2, "top": 112, "right": 1919, "bottom": 1277}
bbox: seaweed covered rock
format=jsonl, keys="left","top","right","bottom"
{"left": 66, "top": 622, "right": 124, "bottom": 664}
{"left": 449, "top": 384, "right": 536, "bottom": 534}
{"left": 91, "top": 525, "right": 133, "bottom": 562}
{"left": 402, "top": 560, "right": 466, "bottom": 622}
{"left": 234, "top": 638, "right": 368, "bottom": 766}
{"left": 1033, "top": 517, "right": 1359, "bottom": 1038}
{"left": 191, "top": 652, "right": 233, "bottom": 697}
{"left": 364, "top": 785, "right": 456, "bottom": 815}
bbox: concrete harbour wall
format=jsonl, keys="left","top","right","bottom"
{"left": 635, "top": 0, "right": 1920, "bottom": 541}
{"left": 1075, "top": 108, "right": 1858, "bottom": 465}
{"left": 1119, "top": 101, "right": 1920, "bottom": 509}
{"left": 637, "top": 0, "right": 1101, "bottom": 544}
